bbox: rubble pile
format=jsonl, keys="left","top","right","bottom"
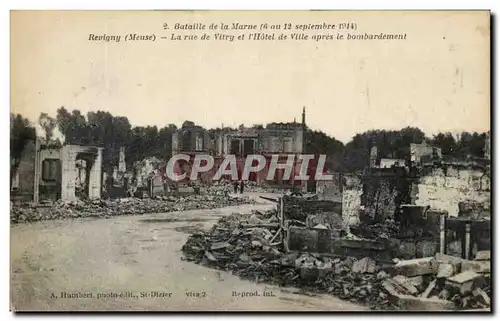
{"left": 244, "top": 181, "right": 282, "bottom": 193}
{"left": 282, "top": 195, "right": 340, "bottom": 222}
{"left": 182, "top": 212, "right": 491, "bottom": 311}
{"left": 10, "top": 194, "right": 254, "bottom": 223}
{"left": 349, "top": 219, "right": 400, "bottom": 240}
{"left": 203, "top": 181, "right": 282, "bottom": 195}
{"left": 182, "top": 211, "right": 389, "bottom": 309}
{"left": 381, "top": 252, "right": 491, "bottom": 310}
{"left": 204, "top": 182, "right": 232, "bottom": 196}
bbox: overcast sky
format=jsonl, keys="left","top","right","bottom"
{"left": 11, "top": 11, "right": 490, "bottom": 143}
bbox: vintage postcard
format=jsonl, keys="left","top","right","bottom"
{"left": 10, "top": 10, "right": 491, "bottom": 312}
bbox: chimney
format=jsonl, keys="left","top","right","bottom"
{"left": 302, "top": 106, "right": 306, "bottom": 128}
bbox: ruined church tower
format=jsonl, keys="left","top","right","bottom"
{"left": 301, "top": 106, "right": 306, "bottom": 153}
{"left": 300, "top": 106, "right": 307, "bottom": 193}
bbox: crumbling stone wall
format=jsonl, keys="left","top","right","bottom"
{"left": 133, "top": 157, "right": 164, "bottom": 187}
{"left": 316, "top": 173, "right": 343, "bottom": 202}
{"left": 60, "top": 145, "right": 103, "bottom": 201}
{"left": 361, "top": 178, "right": 398, "bottom": 222}
{"left": 360, "top": 169, "right": 414, "bottom": 224}
{"left": 410, "top": 142, "right": 442, "bottom": 164}
{"left": 342, "top": 174, "right": 362, "bottom": 226}
{"left": 258, "top": 128, "right": 303, "bottom": 153}
{"left": 415, "top": 165, "right": 490, "bottom": 217}
{"left": 11, "top": 140, "right": 36, "bottom": 202}
{"left": 172, "top": 125, "right": 210, "bottom": 155}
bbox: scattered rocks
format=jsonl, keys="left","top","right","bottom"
{"left": 180, "top": 211, "right": 491, "bottom": 312}
{"left": 391, "top": 257, "right": 438, "bottom": 277}
{"left": 377, "top": 270, "right": 390, "bottom": 280}
{"left": 351, "top": 257, "right": 377, "bottom": 274}
{"left": 421, "top": 279, "right": 437, "bottom": 298}
{"left": 390, "top": 294, "right": 455, "bottom": 311}
{"left": 445, "top": 271, "right": 486, "bottom": 296}
{"left": 383, "top": 275, "right": 419, "bottom": 296}
{"left": 436, "top": 263, "right": 455, "bottom": 279}
{"left": 472, "top": 288, "right": 490, "bottom": 307}
{"left": 408, "top": 276, "right": 425, "bottom": 291}
{"left": 474, "top": 250, "right": 490, "bottom": 261}
{"left": 461, "top": 260, "right": 491, "bottom": 274}
{"left": 10, "top": 194, "right": 255, "bottom": 223}
{"left": 181, "top": 211, "right": 395, "bottom": 310}
{"left": 349, "top": 220, "right": 400, "bottom": 240}
{"left": 381, "top": 253, "right": 492, "bottom": 310}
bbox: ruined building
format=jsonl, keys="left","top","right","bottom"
{"left": 211, "top": 108, "right": 306, "bottom": 186}
{"left": 172, "top": 121, "right": 212, "bottom": 156}
{"left": 323, "top": 140, "right": 490, "bottom": 228}
{"left": 11, "top": 138, "right": 103, "bottom": 203}
{"left": 410, "top": 141, "right": 442, "bottom": 164}
{"left": 215, "top": 107, "right": 305, "bottom": 157}
{"left": 168, "top": 108, "right": 309, "bottom": 189}
{"left": 168, "top": 121, "right": 213, "bottom": 185}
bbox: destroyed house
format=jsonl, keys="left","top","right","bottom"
{"left": 168, "top": 108, "right": 309, "bottom": 189}
{"left": 11, "top": 138, "right": 104, "bottom": 203}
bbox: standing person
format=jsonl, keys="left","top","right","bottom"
{"left": 233, "top": 180, "right": 239, "bottom": 194}
{"left": 240, "top": 180, "right": 245, "bottom": 194}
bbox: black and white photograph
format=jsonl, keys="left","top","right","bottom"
{"left": 8, "top": 10, "right": 491, "bottom": 312}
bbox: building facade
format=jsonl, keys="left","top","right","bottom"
{"left": 169, "top": 108, "right": 309, "bottom": 188}
{"left": 11, "top": 138, "right": 103, "bottom": 203}
{"left": 212, "top": 108, "right": 307, "bottom": 187}
{"left": 172, "top": 121, "right": 212, "bottom": 156}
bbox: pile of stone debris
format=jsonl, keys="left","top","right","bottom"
{"left": 204, "top": 182, "right": 232, "bottom": 196}
{"left": 202, "top": 181, "right": 284, "bottom": 195}
{"left": 244, "top": 181, "right": 282, "bottom": 194}
{"left": 10, "top": 194, "right": 254, "bottom": 224}
{"left": 382, "top": 252, "right": 491, "bottom": 310}
{"left": 181, "top": 210, "right": 491, "bottom": 311}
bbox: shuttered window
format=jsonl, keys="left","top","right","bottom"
{"left": 42, "top": 159, "right": 60, "bottom": 181}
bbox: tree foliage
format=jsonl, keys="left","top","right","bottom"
{"left": 456, "top": 132, "right": 487, "bottom": 159}
{"left": 10, "top": 113, "right": 36, "bottom": 184}
{"left": 12, "top": 108, "right": 489, "bottom": 176}
{"left": 429, "top": 132, "right": 457, "bottom": 156}
{"left": 54, "top": 107, "right": 176, "bottom": 172}
{"left": 428, "top": 131, "right": 487, "bottom": 160}
{"left": 305, "top": 129, "right": 345, "bottom": 171}
{"left": 341, "top": 127, "right": 426, "bottom": 172}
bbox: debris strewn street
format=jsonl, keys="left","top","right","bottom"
{"left": 10, "top": 194, "right": 254, "bottom": 223}
{"left": 10, "top": 195, "right": 367, "bottom": 311}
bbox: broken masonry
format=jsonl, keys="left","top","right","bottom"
{"left": 181, "top": 194, "right": 491, "bottom": 311}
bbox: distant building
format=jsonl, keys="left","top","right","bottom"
{"left": 379, "top": 158, "right": 406, "bottom": 168}
{"left": 172, "top": 121, "right": 211, "bottom": 156}
{"left": 168, "top": 108, "right": 309, "bottom": 189}
{"left": 213, "top": 107, "right": 306, "bottom": 157}
{"left": 211, "top": 108, "right": 307, "bottom": 187}
{"left": 410, "top": 142, "right": 442, "bottom": 164}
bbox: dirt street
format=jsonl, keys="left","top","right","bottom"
{"left": 10, "top": 193, "right": 366, "bottom": 312}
